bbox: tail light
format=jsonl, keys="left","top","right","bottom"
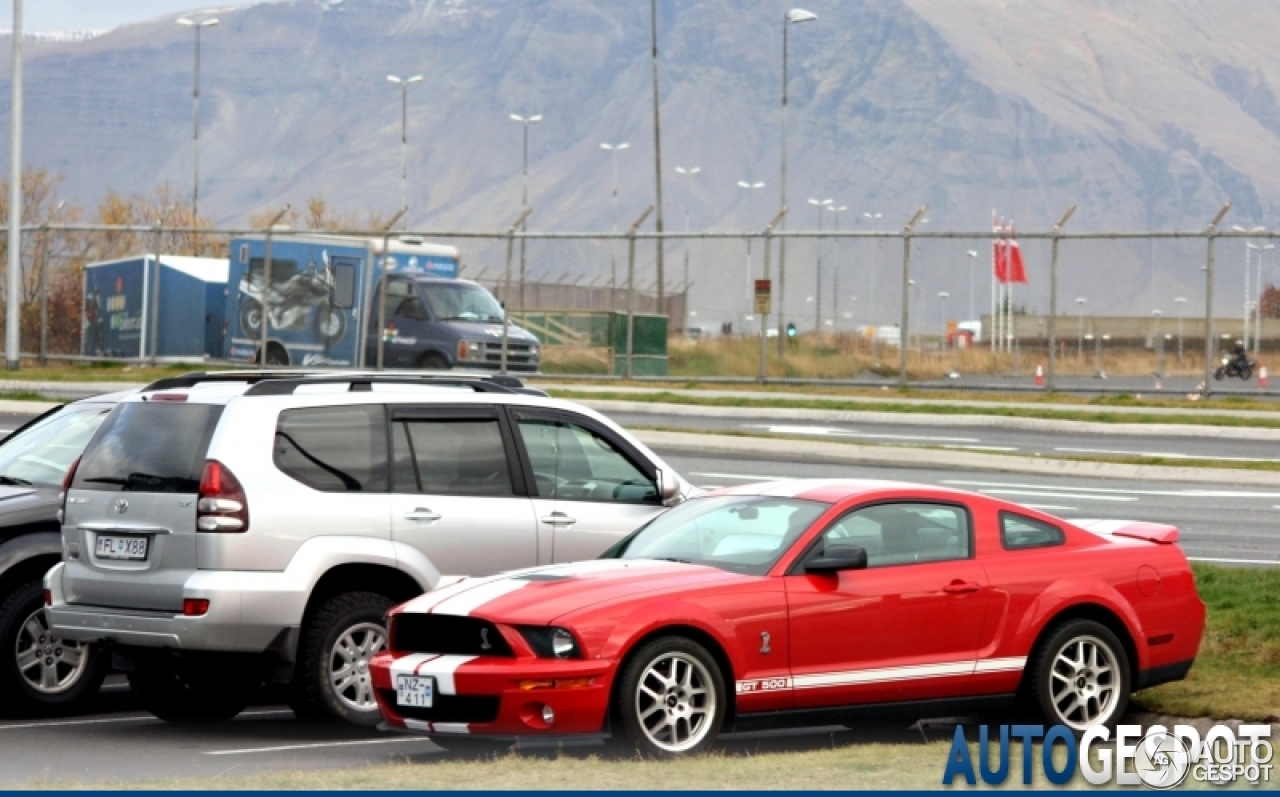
{"left": 57, "top": 457, "right": 80, "bottom": 525}
{"left": 197, "top": 461, "right": 249, "bottom": 533}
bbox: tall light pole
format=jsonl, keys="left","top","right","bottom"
{"left": 807, "top": 198, "right": 831, "bottom": 332}
{"left": 386, "top": 74, "right": 423, "bottom": 224}
{"left": 1256, "top": 244, "right": 1275, "bottom": 354}
{"left": 738, "top": 180, "right": 765, "bottom": 324}
{"left": 176, "top": 16, "right": 219, "bottom": 222}
{"left": 601, "top": 142, "right": 630, "bottom": 296}
{"left": 674, "top": 165, "right": 700, "bottom": 330}
{"left": 965, "top": 250, "right": 978, "bottom": 321}
{"left": 777, "top": 7, "right": 818, "bottom": 357}
{"left": 6, "top": 0, "right": 24, "bottom": 369}
{"left": 828, "top": 204, "right": 846, "bottom": 325}
{"left": 1174, "top": 295, "right": 1186, "bottom": 363}
{"left": 648, "top": 0, "right": 667, "bottom": 315}
{"left": 1234, "top": 225, "right": 1265, "bottom": 349}
{"left": 1076, "top": 296, "right": 1087, "bottom": 359}
{"left": 510, "top": 113, "right": 542, "bottom": 314}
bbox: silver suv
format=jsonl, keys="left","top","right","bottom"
{"left": 45, "top": 372, "right": 691, "bottom": 725}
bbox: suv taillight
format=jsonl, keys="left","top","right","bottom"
{"left": 58, "top": 457, "right": 80, "bottom": 525}
{"left": 197, "top": 461, "right": 249, "bottom": 533}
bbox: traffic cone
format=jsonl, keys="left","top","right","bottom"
{"left": 1034, "top": 364, "right": 1044, "bottom": 387}
{"left": 1261, "top": 366, "right": 1269, "bottom": 388}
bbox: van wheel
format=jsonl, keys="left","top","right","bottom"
{"left": 1027, "top": 619, "right": 1130, "bottom": 731}
{"left": 258, "top": 344, "right": 289, "bottom": 367}
{"left": 0, "top": 579, "right": 106, "bottom": 716}
{"left": 290, "top": 591, "right": 392, "bottom": 726}
{"left": 416, "top": 352, "right": 449, "bottom": 371}
{"left": 127, "top": 654, "right": 257, "bottom": 723}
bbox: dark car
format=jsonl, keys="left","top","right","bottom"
{"left": 0, "top": 391, "right": 131, "bottom": 714}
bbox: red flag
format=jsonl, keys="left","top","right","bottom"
{"left": 992, "top": 216, "right": 1009, "bottom": 282}
{"left": 1007, "top": 224, "right": 1027, "bottom": 283}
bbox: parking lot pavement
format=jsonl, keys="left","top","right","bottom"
{"left": 0, "top": 683, "right": 443, "bottom": 787}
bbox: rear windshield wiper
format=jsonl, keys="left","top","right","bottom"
{"left": 82, "top": 473, "right": 193, "bottom": 491}
{"left": 0, "top": 475, "right": 33, "bottom": 486}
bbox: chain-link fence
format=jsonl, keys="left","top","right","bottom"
{"left": 2, "top": 212, "right": 1277, "bottom": 392}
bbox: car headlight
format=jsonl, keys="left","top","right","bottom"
{"left": 519, "top": 626, "right": 582, "bottom": 659}
{"left": 457, "top": 340, "right": 485, "bottom": 361}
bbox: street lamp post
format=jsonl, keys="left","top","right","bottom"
{"left": 940, "top": 291, "right": 958, "bottom": 377}
{"left": 1234, "top": 226, "right": 1265, "bottom": 349}
{"left": 649, "top": 0, "right": 667, "bottom": 314}
{"left": 965, "top": 250, "right": 978, "bottom": 322}
{"left": 1152, "top": 309, "right": 1164, "bottom": 377}
{"left": 1076, "top": 297, "right": 1087, "bottom": 359}
{"left": 176, "top": 16, "right": 219, "bottom": 222}
{"left": 1256, "top": 244, "right": 1275, "bottom": 354}
{"left": 777, "top": 7, "right": 818, "bottom": 357}
{"left": 807, "top": 198, "right": 831, "bottom": 332}
{"left": 510, "top": 113, "right": 542, "bottom": 314}
{"left": 1174, "top": 296, "right": 1186, "bottom": 363}
{"left": 386, "top": 75, "right": 423, "bottom": 224}
{"left": 828, "top": 204, "right": 846, "bottom": 327}
{"left": 738, "top": 180, "right": 765, "bottom": 324}
{"left": 601, "top": 142, "right": 630, "bottom": 302}
{"left": 675, "top": 166, "right": 700, "bottom": 331}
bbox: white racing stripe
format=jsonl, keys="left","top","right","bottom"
{"left": 411, "top": 654, "right": 476, "bottom": 695}
{"left": 980, "top": 489, "right": 1138, "bottom": 502}
{"left": 740, "top": 656, "right": 1027, "bottom": 693}
{"left": 430, "top": 578, "right": 530, "bottom": 617}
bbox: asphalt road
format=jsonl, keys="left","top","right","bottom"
{"left": 606, "top": 410, "right": 1280, "bottom": 464}
{"left": 2, "top": 414, "right": 1277, "bottom": 785}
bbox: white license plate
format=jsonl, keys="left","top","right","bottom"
{"left": 396, "top": 674, "right": 434, "bottom": 708}
{"left": 95, "top": 535, "right": 149, "bottom": 561}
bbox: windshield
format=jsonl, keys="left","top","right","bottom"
{"left": 419, "top": 282, "right": 505, "bottom": 323}
{"left": 0, "top": 405, "right": 112, "bottom": 487}
{"left": 606, "top": 495, "right": 829, "bottom": 575}
{"left": 73, "top": 402, "right": 223, "bottom": 493}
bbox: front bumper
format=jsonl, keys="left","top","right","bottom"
{"left": 44, "top": 562, "right": 303, "bottom": 654}
{"left": 371, "top": 650, "right": 614, "bottom": 738}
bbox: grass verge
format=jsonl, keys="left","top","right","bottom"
{"left": 1134, "top": 564, "right": 1280, "bottom": 720}
{"left": 553, "top": 389, "right": 1280, "bottom": 428}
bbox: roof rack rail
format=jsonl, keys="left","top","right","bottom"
{"left": 243, "top": 374, "right": 530, "bottom": 396}
{"left": 142, "top": 370, "right": 327, "bottom": 392}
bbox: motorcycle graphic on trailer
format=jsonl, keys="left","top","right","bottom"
{"left": 237, "top": 251, "right": 348, "bottom": 346}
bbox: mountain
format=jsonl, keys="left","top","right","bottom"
{"left": 2, "top": 0, "right": 1278, "bottom": 325}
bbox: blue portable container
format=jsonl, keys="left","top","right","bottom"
{"left": 82, "top": 255, "right": 229, "bottom": 359}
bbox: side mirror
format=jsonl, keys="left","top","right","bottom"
{"left": 804, "top": 544, "right": 868, "bottom": 574}
{"left": 656, "top": 468, "right": 679, "bottom": 502}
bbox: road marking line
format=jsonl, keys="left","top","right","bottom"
{"left": 0, "top": 707, "right": 293, "bottom": 731}
{"left": 979, "top": 489, "right": 1138, "bottom": 502}
{"left": 743, "top": 424, "right": 980, "bottom": 444}
{"left": 1022, "top": 504, "right": 1079, "bottom": 511}
{"left": 691, "top": 472, "right": 797, "bottom": 481}
{"left": 1054, "top": 447, "right": 1280, "bottom": 464}
{"left": 205, "top": 738, "right": 430, "bottom": 756}
{"left": 1188, "top": 556, "right": 1280, "bottom": 566}
{"left": 943, "top": 479, "right": 1280, "bottom": 499}
{"left": 940, "top": 444, "right": 1020, "bottom": 452}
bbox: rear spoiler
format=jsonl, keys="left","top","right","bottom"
{"left": 1073, "top": 519, "right": 1179, "bottom": 545}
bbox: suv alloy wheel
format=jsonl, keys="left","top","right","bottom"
{"left": 290, "top": 591, "right": 393, "bottom": 725}
{"left": 0, "top": 580, "right": 105, "bottom": 715}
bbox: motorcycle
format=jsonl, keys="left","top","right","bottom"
{"left": 238, "top": 253, "right": 347, "bottom": 345}
{"left": 1214, "top": 354, "right": 1255, "bottom": 381}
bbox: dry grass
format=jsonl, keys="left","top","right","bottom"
{"left": 655, "top": 334, "right": 1216, "bottom": 382}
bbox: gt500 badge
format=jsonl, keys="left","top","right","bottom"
{"left": 736, "top": 677, "right": 792, "bottom": 693}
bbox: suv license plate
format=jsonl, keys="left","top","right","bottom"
{"left": 396, "top": 674, "right": 434, "bottom": 708}
{"left": 95, "top": 535, "right": 149, "bottom": 561}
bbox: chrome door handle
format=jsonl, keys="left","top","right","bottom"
{"left": 404, "top": 508, "right": 442, "bottom": 523}
{"left": 540, "top": 513, "right": 577, "bottom": 526}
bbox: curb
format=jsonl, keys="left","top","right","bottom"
{"left": 632, "top": 430, "right": 1280, "bottom": 487}
{"left": 584, "top": 399, "right": 1280, "bottom": 440}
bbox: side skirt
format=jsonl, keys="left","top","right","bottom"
{"left": 728, "top": 694, "right": 1018, "bottom": 734}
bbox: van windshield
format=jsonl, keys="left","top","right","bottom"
{"left": 0, "top": 405, "right": 111, "bottom": 487}
{"left": 73, "top": 402, "right": 223, "bottom": 493}
{"left": 419, "top": 282, "right": 504, "bottom": 323}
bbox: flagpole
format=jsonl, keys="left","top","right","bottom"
{"left": 990, "top": 210, "right": 997, "bottom": 352}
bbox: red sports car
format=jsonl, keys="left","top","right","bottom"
{"left": 371, "top": 479, "right": 1204, "bottom": 756}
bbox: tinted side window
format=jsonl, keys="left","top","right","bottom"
{"left": 516, "top": 419, "right": 657, "bottom": 504}
{"left": 393, "top": 419, "right": 514, "bottom": 497}
{"left": 332, "top": 262, "right": 356, "bottom": 308}
{"left": 820, "top": 502, "right": 971, "bottom": 567}
{"left": 1000, "top": 512, "right": 1065, "bottom": 550}
{"left": 275, "top": 406, "right": 388, "bottom": 492}
{"left": 74, "top": 402, "right": 222, "bottom": 493}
